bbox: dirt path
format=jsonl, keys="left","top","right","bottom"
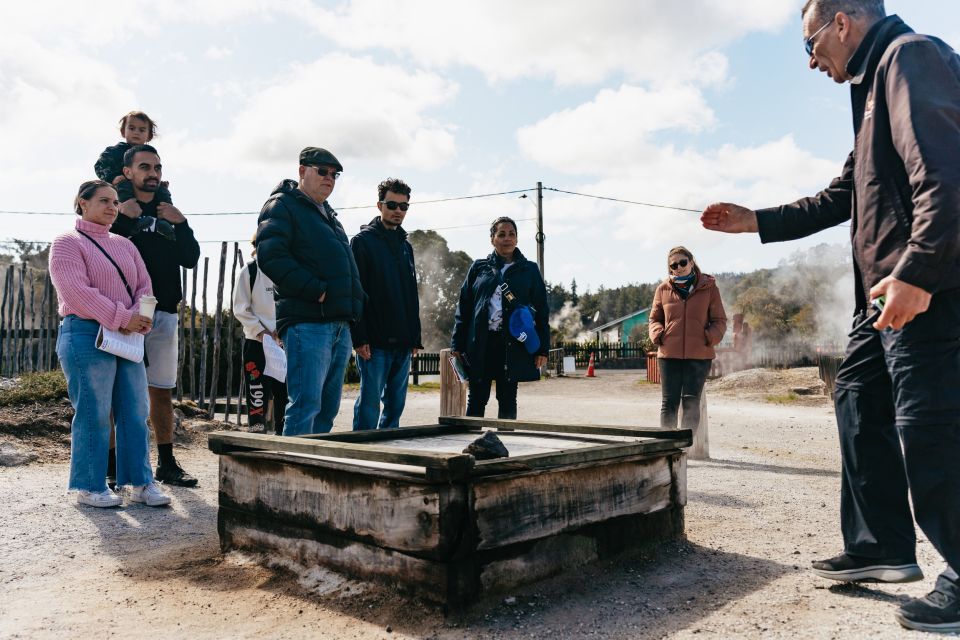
{"left": 0, "top": 372, "right": 947, "bottom": 639}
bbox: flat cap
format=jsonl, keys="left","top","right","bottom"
{"left": 299, "top": 147, "right": 343, "bottom": 172}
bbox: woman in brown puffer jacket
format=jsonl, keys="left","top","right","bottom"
{"left": 648, "top": 246, "right": 727, "bottom": 430}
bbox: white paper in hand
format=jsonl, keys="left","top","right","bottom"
{"left": 262, "top": 334, "right": 287, "bottom": 382}
{"left": 96, "top": 326, "right": 145, "bottom": 362}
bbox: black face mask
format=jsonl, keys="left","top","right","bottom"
{"left": 132, "top": 215, "right": 176, "bottom": 241}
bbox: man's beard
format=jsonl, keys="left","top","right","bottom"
{"left": 140, "top": 180, "right": 159, "bottom": 192}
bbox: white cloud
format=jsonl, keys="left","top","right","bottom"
{"left": 205, "top": 46, "right": 234, "bottom": 60}
{"left": 297, "top": 0, "right": 798, "bottom": 86}
{"left": 518, "top": 84, "right": 716, "bottom": 173}
{"left": 0, "top": 35, "right": 137, "bottom": 204}
{"left": 169, "top": 54, "right": 459, "bottom": 176}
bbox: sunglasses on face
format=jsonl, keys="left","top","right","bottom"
{"left": 670, "top": 259, "right": 690, "bottom": 270}
{"left": 380, "top": 201, "right": 409, "bottom": 211}
{"left": 310, "top": 166, "right": 341, "bottom": 179}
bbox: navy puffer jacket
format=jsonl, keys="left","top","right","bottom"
{"left": 451, "top": 249, "right": 549, "bottom": 383}
{"left": 256, "top": 180, "right": 365, "bottom": 333}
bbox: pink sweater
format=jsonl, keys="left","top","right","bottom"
{"left": 49, "top": 218, "right": 153, "bottom": 331}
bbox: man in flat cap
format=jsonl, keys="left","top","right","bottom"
{"left": 256, "top": 147, "right": 365, "bottom": 435}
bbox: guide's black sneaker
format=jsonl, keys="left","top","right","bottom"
{"left": 106, "top": 475, "right": 117, "bottom": 492}
{"left": 811, "top": 552, "right": 922, "bottom": 583}
{"left": 155, "top": 459, "right": 198, "bottom": 487}
{"left": 895, "top": 586, "right": 960, "bottom": 633}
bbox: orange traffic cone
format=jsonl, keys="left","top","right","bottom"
{"left": 586, "top": 352, "right": 596, "bottom": 377}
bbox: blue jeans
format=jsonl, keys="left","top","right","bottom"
{"left": 834, "top": 288, "right": 960, "bottom": 590}
{"left": 353, "top": 348, "right": 411, "bottom": 430}
{"left": 56, "top": 316, "right": 152, "bottom": 491}
{"left": 281, "top": 321, "right": 352, "bottom": 436}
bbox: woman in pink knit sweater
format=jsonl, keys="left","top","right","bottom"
{"left": 49, "top": 180, "right": 171, "bottom": 508}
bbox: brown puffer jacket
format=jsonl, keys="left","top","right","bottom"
{"left": 648, "top": 273, "right": 727, "bottom": 360}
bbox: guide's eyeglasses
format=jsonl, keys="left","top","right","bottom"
{"left": 380, "top": 201, "right": 410, "bottom": 211}
{"left": 804, "top": 17, "right": 834, "bottom": 56}
{"left": 669, "top": 259, "right": 689, "bottom": 270}
{"left": 310, "top": 166, "right": 341, "bottom": 179}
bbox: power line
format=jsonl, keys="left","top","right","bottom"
{"left": 544, "top": 187, "right": 703, "bottom": 213}
{"left": 0, "top": 216, "right": 538, "bottom": 248}
{"left": 0, "top": 187, "right": 538, "bottom": 217}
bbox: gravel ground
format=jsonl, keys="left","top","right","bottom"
{"left": 0, "top": 370, "right": 950, "bottom": 639}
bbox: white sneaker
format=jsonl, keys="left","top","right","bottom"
{"left": 77, "top": 488, "right": 122, "bottom": 508}
{"left": 128, "top": 481, "right": 172, "bottom": 507}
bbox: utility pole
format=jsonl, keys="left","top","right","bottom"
{"left": 536, "top": 181, "right": 545, "bottom": 278}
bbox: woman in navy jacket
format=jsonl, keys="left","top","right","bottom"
{"left": 451, "top": 217, "right": 549, "bottom": 418}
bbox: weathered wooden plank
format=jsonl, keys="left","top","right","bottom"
{"left": 471, "top": 455, "right": 676, "bottom": 549}
{"left": 311, "top": 424, "right": 476, "bottom": 443}
{"left": 208, "top": 431, "right": 475, "bottom": 478}
{"left": 439, "top": 415, "right": 692, "bottom": 441}
{"left": 478, "top": 506, "right": 683, "bottom": 594}
{"left": 220, "top": 511, "right": 451, "bottom": 603}
{"left": 219, "top": 454, "right": 463, "bottom": 553}
{"left": 228, "top": 450, "right": 432, "bottom": 482}
{"left": 471, "top": 438, "right": 687, "bottom": 476}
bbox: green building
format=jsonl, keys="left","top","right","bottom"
{"left": 592, "top": 308, "right": 650, "bottom": 344}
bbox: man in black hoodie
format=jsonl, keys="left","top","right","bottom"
{"left": 350, "top": 178, "right": 422, "bottom": 430}
{"left": 111, "top": 144, "right": 201, "bottom": 487}
{"left": 256, "top": 147, "right": 364, "bottom": 436}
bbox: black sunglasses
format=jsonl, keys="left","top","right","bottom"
{"left": 380, "top": 201, "right": 409, "bottom": 211}
{"left": 669, "top": 259, "right": 689, "bottom": 270}
{"left": 309, "top": 166, "right": 341, "bottom": 179}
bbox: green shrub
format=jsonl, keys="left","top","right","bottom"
{"left": 0, "top": 370, "right": 68, "bottom": 406}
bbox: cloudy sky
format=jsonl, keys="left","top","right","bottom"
{"left": 2, "top": 1, "right": 956, "bottom": 293}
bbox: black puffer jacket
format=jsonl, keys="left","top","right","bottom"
{"left": 451, "top": 249, "right": 549, "bottom": 383}
{"left": 256, "top": 180, "right": 364, "bottom": 333}
{"left": 350, "top": 217, "right": 422, "bottom": 350}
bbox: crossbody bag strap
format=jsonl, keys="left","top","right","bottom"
{"left": 77, "top": 230, "right": 135, "bottom": 304}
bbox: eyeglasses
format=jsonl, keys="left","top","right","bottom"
{"left": 669, "top": 259, "right": 689, "bottom": 270}
{"left": 804, "top": 17, "right": 834, "bottom": 56}
{"left": 380, "top": 201, "right": 409, "bottom": 211}
{"left": 309, "top": 166, "right": 341, "bottom": 179}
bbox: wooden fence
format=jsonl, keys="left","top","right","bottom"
{"left": 555, "top": 341, "right": 649, "bottom": 369}
{"left": 0, "top": 246, "right": 450, "bottom": 422}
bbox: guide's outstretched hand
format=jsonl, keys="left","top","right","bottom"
{"left": 869, "top": 276, "right": 931, "bottom": 331}
{"left": 701, "top": 202, "right": 759, "bottom": 234}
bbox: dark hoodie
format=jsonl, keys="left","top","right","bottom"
{"left": 349, "top": 217, "right": 422, "bottom": 350}
{"left": 255, "top": 179, "right": 364, "bottom": 333}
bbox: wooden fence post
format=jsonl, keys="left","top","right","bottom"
{"left": 208, "top": 244, "right": 227, "bottom": 419}
{"left": 235, "top": 252, "right": 245, "bottom": 426}
{"left": 439, "top": 348, "right": 467, "bottom": 417}
{"left": 14, "top": 264, "right": 26, "bottom": 375}
{"left": 177, "top": 268, "right": 187, "bottom": 403}
{"left": 189, "top": 267, "right": 198, "bottom": 401}
{"left": 199, "top": 258, "right": 210, "bottom": 409}
{"left": 683, "top": 392, "right": 710, "bottom": 460}
{"left": 0, "top": 266, "right": 11, "bottom": 376}
{"left": 27, "top": 268, "right": 36, "bottom": 373}
{"left": 47, "top": 273, "right": 57, "bottom": 371}
{"left": 224, "top": 244, "right": 240, "bottom": 423}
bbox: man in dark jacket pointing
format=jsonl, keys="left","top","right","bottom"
{"left": 701, "top": 1, "right": 960, "bottom": 632}
{"left": 256, "top": 147, "right": 364, "bottom": 436}
{"left": 350, "top": 178, "right": 422, "bottom": 430}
